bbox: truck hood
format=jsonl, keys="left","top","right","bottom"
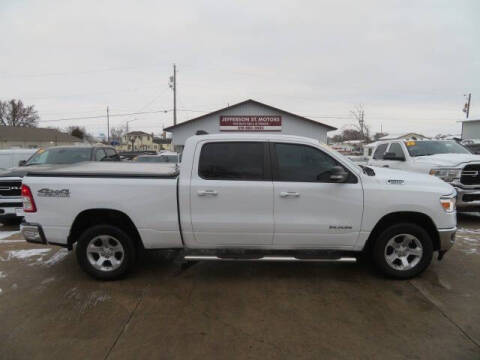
{"left": 369, "top": 166, "right": 455, "bottom": 194}
{"left": 0, "top": 164, "right": 62, "bottom": 178}
{"left": 413, "top": 153, "right": 480, "bottom": 168}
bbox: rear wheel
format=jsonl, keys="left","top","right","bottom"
{"left": 372, "top": 223, "right": 433, "bottom": 279}
{"left": 76, "top": 225, "right": 136, "bottom": 280}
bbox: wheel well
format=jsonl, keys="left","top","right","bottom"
{"left": 68, "top": 209, "right": 143, "bottom": 250}
{"left": 365, "top": 212, "right": 440, "bottom": 252}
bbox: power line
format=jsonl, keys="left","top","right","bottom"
{"left": 38, "top": 107, "right": 211, "bottom": 123}
{"left": 39, "top": 109, "right": 171, "bottom": 123}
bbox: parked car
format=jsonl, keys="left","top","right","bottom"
{"left": 460, "top": 139, "right": 480, "bottom": 154}
{"left": 20, "top": 134, "right": 456, "bottom": 280}
{"left": 118, "top": 151, "right": 157, "bottom": 161}
{"left": 133, "top": 151, "right": 179, "bottom": 163}
{"left": 368, "top": 139, "right": 480, "bottom": 212}
{"left": 0, "top": 145, "right": 120, "bottom": 224}
{"left": 0, "top": 148, "right": 37, "bottom": 170}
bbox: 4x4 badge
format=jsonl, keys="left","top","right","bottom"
{"left": 37, "top": 188, "right": 70, "bottom": 198}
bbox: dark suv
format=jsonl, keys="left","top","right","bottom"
{"left": 20, "top": 146, "right": 120, "bottom": 166}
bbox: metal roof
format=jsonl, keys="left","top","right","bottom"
{"left": 164, "top": 99, "right": 337, "bottom": 132}
{"left": 0, "top": 126, "right": 82, "bottom": 143}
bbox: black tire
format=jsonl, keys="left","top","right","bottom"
{"left": 76, "top": 224, "right": 136, "bottom": 280}
{"left": 372, "top": 223, "right": 433, "bottom": 279}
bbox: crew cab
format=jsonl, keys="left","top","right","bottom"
{"left": 368, "top": 139, "right": 480, "bottom": 212}
{"left": 0, "top": 145, "right": 120, "bottom": 224}
{"left": 20, "top": 134, "right": 456, "bottom": 280}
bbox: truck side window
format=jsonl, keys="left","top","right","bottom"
{"left": 388, "top": 143, "right": 405, "bottom": 159}
{"left": 274, "top": 143, "right": 349, "bottom": 183}
{"left": 199, "top": 142, "right": 265, "bottom": 180}
{"left": 373, "top": 143, "right": 388, "bottom": 160}
{"left": 95, "top": 149, "right": 107, "bottom": 161}
{"left": 105, "top": 148, "right": 119, "bottom": 161}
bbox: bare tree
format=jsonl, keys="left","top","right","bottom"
{"left": 127, "top": 134, "right": 141, "bottom": 151}
{"left": 64, "top": 125, "right": 95, "bottom": 143}
{"left": 0, "top": 99, "right": 39, "bottom": 127}
{"left": 350, "top": 105, "right": 370, "bottom": 141}
{"left": 110, "top": 125, "right": 126, "bottom": 144}
{"left": 328, "top": 129, "right": 364, "bottom": 143}
{"left": 373, "top": 132, "right": 388, "bottom": 141}
{"left": 66, "top": 126, "right": 87, "bottom": 140}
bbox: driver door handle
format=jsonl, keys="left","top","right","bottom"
{"left": 197, "top": 190, "right": 218, "bottom": 196}
{"left": 280, "top": 191, "right": 300, "bottom": 198}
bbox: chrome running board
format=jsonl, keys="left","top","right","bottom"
{"left": 183, "top": 255, "right": 357, "bottom": 263}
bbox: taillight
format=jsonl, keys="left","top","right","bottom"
{"left": 21, "top": 184, "right": 37, "bottom": 213}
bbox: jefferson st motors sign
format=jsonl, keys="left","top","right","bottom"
{"left": 220, "top": 116, "right": 282, "bottom": 131}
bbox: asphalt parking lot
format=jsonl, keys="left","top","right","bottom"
{"left": 1, "top": 217, "right": 479, "bottom": 360}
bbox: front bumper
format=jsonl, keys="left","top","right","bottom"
{"left": 438, "top": 227, "right": 456, "bottom": 252}
{"left": 454, "top": 187, "right": 480, "bottom": 211}
{"left": 21, "top": 223, "right": 47, "bottom": 245}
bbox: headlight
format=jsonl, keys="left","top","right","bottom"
{"left": 440, "top": 196, "right": 456, "bottom": 213}
{"left": 429, "top": 168, "right": 461, "bottom": 183}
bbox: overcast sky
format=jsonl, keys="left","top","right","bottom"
{"left": 1, "top": 0, "right": 479, "bottom": 138}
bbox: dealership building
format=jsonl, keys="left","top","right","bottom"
{"left": 164, "top": 99, "right": 337, "bottom": 152}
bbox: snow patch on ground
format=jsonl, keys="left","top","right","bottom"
{"left": 0, "top": 271, "right": 6, "bottom": 278}
{"left": 0, "top": 247, "right": 70, "bottom": 266}
{"left": 456, "top": 231, "right": 480, "bottom": 255}
{"left": 65, "top": 287, "right": 111, "bottom": 313}
{"left": 0, "top": 288, "right": 2, "bottom": 295}
{"left": 43, "top": 249, "right": 69, "bottom": 267}
{"left": 1, "top": 248, "right": 51, "bottom": 261}
{"left": 458, "top": 227, "right": 480, "bottom": 234}
{"left": 0, "top": 239, "right": 25, "bottom": 244}
{"left": 0, "top": 231, "right": 21, "bottom": 240}
{"left": 41, "top": 277, "right": 55, "bottom": 285}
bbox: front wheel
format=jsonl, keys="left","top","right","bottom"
{"left": 76, "top": 225, "right": 136, "bottom": 280}
{"left": 372, "top": 223, "right": 433, "bottom": 279}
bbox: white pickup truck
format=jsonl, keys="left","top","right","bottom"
{"left": 368, "top": 139, "right": 480, "bottom": 212}
{"left": 20, "top": 134, "right": 457, "bottom": 280}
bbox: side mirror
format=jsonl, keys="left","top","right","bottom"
{"left": 383, "top": 152, "right": 405, "bottom": 161}
{"left": 18, "top": 160, "right": 27, "bottom": 167}
{"left": 329, "top": 166, "right": 349, "bottom": 183}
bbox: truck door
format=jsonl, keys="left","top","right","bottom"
{"left": 189, "top": 141, "right": 274, "bottom": 246}
{"left": 368, "top": 142, "right": 389, "bottom": 167}
{"left": 381, "top": 142, "right": 409, "bottom": 170}
{"left": 271, "top": 142, "right": 363, "bottom": 248}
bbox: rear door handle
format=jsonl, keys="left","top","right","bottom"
{"left": 197, "top": 190, "right": 218, "bottom": 196}
{"left": 383, "top": 165, "right": 389, "bottom": 168}
{"left": 280, "top": 191, "right": 300, "bottom": 198}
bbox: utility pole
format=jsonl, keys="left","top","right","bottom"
{"left": 107, "top": 106, "right": 110, "bottom": 143}
{"left": 169, "top": 64, "right": 177, "bottom": 126}
{"left": 463, "top": 93, "right": 471, "bottom": 119}
{"left": 359, "top": 110, "right": 365, "bottom": 140}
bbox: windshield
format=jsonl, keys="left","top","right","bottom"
{"left": 136, "top": 155, "right": 178, "bottom": 163}
{"left": 405, "top": 141, "right": 470, "bottom": 157}
{"left": 25, "top": 148, "right": 92, "bottom": 165}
